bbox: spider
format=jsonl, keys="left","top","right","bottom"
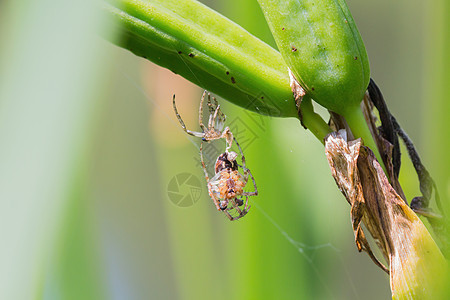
{"left": 173, "top": 90, "right": 233, "bottom": 150}
{"left": 200, "top": 138, "right": 258, "bottom": 221}
{"left": 173, "top": 91, "right": 258, "bottom": 220}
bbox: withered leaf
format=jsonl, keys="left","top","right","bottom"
{"left": 325, "top": 131, "right": 447, "bottom": 298}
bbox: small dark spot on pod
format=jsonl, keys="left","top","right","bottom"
{"left": 354, "top": 56, "right": 358, "bottom": 60}
{"left": 291, "top": 46, "right": 297, "bottom": 52}
{"left": 177, "top": 51, "right": 182, "bottom": 54}
{"left": 282, "top": 27, "right": 285, "bottom": 30}
{"left": 260, "top": 96, "right": 264, "bottom": 99}
{"left": 226, "top": 71, "right": 229, "bottom": 75}
{"left": 311, "top": 87, "right": 315, "bottom": 91}
{"left": 189, "top": 53, "right": 195, "bottom": 57}
{"left": 231, "top": 77, "right": 236, "bottom": 84}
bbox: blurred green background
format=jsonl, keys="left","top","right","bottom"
{"left": 0, "top": 0, "right": 448, "bottom": 299}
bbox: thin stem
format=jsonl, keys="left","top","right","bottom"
{"left": 344, "top": 106, "right": 386, "bottom": 173}
{"left": 300, "top": 98, "right": 332, "bottom": 143}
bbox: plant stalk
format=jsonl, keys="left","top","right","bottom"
{"left": 301, "top": 98, "right": 332, "bottom": 143}
{"left": 343, "top": 106, "right": 386, "bottom": 172}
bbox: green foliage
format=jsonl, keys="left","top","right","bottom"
{"left": 103, "top": 0, "right": 297, "bottom": 117}
{"left": 258, "top": 0, "right": 381, "bottom": 165}
{"left": 425, "top": 0, "right": 450, "bottom": 297}
{"left": 257, "top": 0, "right": 370, "bottom": 116}
{"left": 0, "top": 0, "right": 108, "bottom": 298}
{"left": 0, "top": 0, "right": 447, "bottom": 299}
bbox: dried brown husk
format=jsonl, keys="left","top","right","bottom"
{"left": 325, "top": 131, "right": 447, "bottom": 299}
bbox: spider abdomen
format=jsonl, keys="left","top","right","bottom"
{"left": 215, "top": 170, "right": 245, "bottom": 200}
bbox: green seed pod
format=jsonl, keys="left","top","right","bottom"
{"left": 103, "top": 0, "right": 297, "bottom": 117}
{"left": 258, "top": 0, "right": 370, "bottom": 116}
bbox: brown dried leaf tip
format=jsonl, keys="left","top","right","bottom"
{"left": 325, "top": 131, "right": 447, "bottom": 299}
{"left": 288, "top": 68, "right": 306, "bottom": 129}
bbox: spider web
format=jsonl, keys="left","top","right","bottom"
{"left": 119, "top": 69, "right": 361, "bottom": 300}
{"left": 253, "top": 202, "right": 359, "bottom": 300}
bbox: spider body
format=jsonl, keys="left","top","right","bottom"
{"left": 214, "top": 151, "right": 238, "bottom": 173}
{"left": 201, "top": 142, "right": 258, "bottom": 221}
{"left": 213, "top": 152, "right": 244, "bottom": 202}
{"left": 173, "top": 91, "right": 258, "bottom": 220}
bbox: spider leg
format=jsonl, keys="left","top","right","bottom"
{"left": 207, "top": 182, "right": 223, "bottom": 211}
{"left": 234, "top": 138, "right": 258, "bottom": 196}
{"left": 222, "top": 210, "right": 234, "bottom": 220}
{"left": 206, "top": 92, "right": 216, "bottom": 114}
{"left": 211, "top": 104, "right": 221, "bottom": 133}
{"left": 234, "top": 137, "right": 246, "bottom": 169}
{"left": 235, "top": 195, "right": 250, "bottom": 211}
{"left": 207, "top": 92, "right": 216, "bottom": 130}
{"left": 212, "top": 95, "right": 219, "bottom": 109}
{"left": 206, "top": 103, "right": 227, "bottom": 144}
{"left": 223, "top": 196, "right": 250, "bottom": 221}
{"left": 198, "top": 91, "right": 207, "bottom": 132}
{"left": 243, "top": 195, "right": 251, "bottom": 212}
{"left": 231, "top": 200, "right": 249, "bottom": 221}
{"left": 205, "top": 93, "right": 228, "bottom": 143}
{"left": 173, "top": 95, "right": 205, "bottom": 138}
{"left": 241, "top": 167, "right": 258, "bottom": 196}
{"left": 227, "top": 197, "right": 250, "bottom": 221}
{"left": 231, "top": 198, "right": 244, "bottom": 215}
{"left": 211, "top": 95, "right": 226, "bottom": 131}
{"left": 201, "top": 141, "right": 223, "bottom": 211}
{"left": 199, "top": 141, "right": 210, "bottom": 182}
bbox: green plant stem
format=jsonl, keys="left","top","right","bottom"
{"left": 344, "top": 106, "right": 386, "bottom": 172}
{"left": 301, "top": 98, "right": 332, "bottom": 143}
